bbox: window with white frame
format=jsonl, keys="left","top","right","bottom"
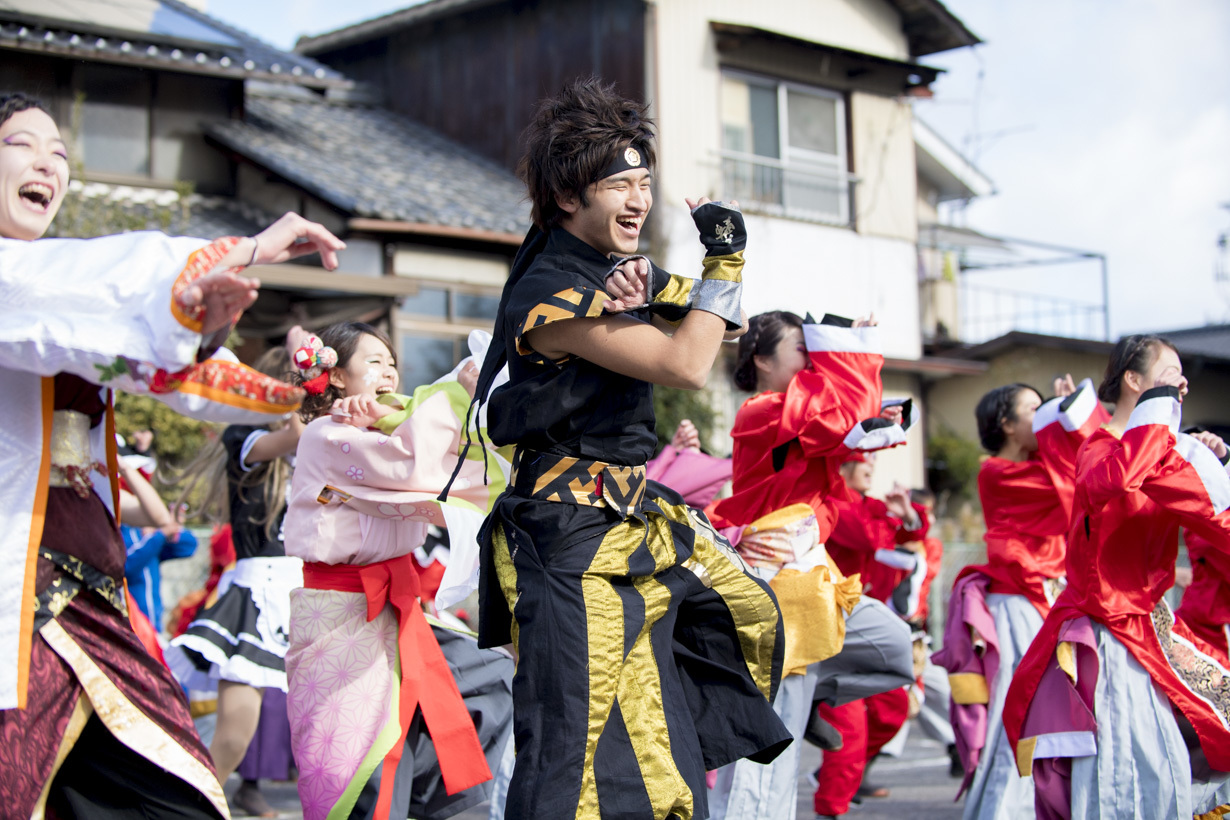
{"left": 720, "top": 71, "right": 849, "bottom": 224}
{"left": 394, "top": 282, "right": 502, "bottom": 387}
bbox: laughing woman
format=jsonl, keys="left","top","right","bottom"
{"left": 0, "top": 92, "right": 344, "bottom": 818}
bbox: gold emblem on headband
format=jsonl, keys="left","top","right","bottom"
{"left": 624, "top": 145, "right": 641, "bottom": 166}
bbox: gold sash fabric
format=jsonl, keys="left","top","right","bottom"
{"left": 47, "top": 411, "right": 102, "bottom": 498}
{"left": 741, "top": 504, "right": 862, "bottom": 676}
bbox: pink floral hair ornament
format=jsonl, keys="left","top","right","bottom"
{"left": 293, "top": 334, "right": 339, "bottom": 395}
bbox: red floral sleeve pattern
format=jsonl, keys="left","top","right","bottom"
{"left": 173, "top": 358, "right": 304, "bottom": 412}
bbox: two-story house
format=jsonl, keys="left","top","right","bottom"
{"left": 298, "top": 0, "right": 981, "bottom": 490}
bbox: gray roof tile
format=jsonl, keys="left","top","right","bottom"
{"left": 1161, "top": 323, "right": 1230, "bottom": 362}
{"left": 209, "top": 93, "right": 529, "bottom": 234}
{"left": 47, "top": 183, "right": 271, "bottom": 240}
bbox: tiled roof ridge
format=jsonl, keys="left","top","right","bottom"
{"left": 0, "top": 1, "right": 349, "bottom": 88}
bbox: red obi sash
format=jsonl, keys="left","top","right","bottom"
{"left": 303, "top": 556, "right": 490, "bottom": 817}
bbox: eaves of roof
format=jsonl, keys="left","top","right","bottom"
{"left": 914, "top": 118, "right": 994, "bottom": 202}
{"left": 885, "top": 0, "right": 981, "bottom": 57}
{"left": 710, "top": 21, "right": 945, "bottom": 88}
{"left": 296, "top": 0, "right": 498, "bottom": 56}
{"left": 934, "top": 331, "right": 1117, "bottom": 361}
{"left": 1157, "top": 323, "right": 1230, "bottom": 364}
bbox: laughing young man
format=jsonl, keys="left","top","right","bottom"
{"left": 451, "top": 78, "right": 792, "bottom": 819}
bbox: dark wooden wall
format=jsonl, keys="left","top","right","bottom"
{"left": 312, "top": 0, "right": 647, "bottom": 172}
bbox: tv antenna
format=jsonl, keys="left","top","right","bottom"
{"left": 1217, "top": 203, "right": 1230, "bottom": 310}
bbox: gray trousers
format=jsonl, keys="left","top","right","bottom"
{"left": 812, "top": 597, "right": 915, "bottom": 708}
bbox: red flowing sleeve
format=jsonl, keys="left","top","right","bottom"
{"left": 1031, "top": 378, "right": 1110, "bottom": 523}
{"left": 708, "top": 391, "right": 841, "bottom": 536}
{"left": 1078, "top": 387, "right": 1230, "bottom": 530}
{"left": 778, "top": 320, "right": 916, "bottom": 459}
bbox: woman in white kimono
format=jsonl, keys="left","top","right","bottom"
{"left": 0, "top": 93, "right": 344, "bottom": 818}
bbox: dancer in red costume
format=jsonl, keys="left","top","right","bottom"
{"left": 933, "top": 374, "right": 1106, "bottom": 820}
{"left": 705, "top": 310, "right": 917, "bottom": 819}
{"left": 1003, "top": 335, "right": 1230, "bottom": 819}
{"left": 816, "top": 454, "right": 927, "bottom": 813}
{"left": 1175, "top": 528, "right": 1230, "bottom": 668}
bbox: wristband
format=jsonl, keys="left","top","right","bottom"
{"left": 690, "top": 277, "right": 742, "bottom": 328}
{"left": 247, "top": 236, "right": 259, "bottom": 267}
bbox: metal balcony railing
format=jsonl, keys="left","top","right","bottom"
{"left": 719, "top": 151, "right": 855, "bottom": 227}
{"left": 959, "top": 281, "right": 1107, "bottom": 343}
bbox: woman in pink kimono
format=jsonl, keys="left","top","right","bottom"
{"left": 283, "top": 321, "right": 513, "bottom": 820}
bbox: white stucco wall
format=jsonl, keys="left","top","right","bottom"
{"left": 850, "top": 91, "right": 918, "bottom": 243}
{"left": 660, "top": 207, "right": 923, "bottom": 359}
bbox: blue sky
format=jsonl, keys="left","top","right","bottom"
{"left": 204, "top": 0, "right": 1230, "bottom": 336}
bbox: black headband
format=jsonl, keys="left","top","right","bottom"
{"left": 596, "top": 142, "right": 648, "bottom": 182}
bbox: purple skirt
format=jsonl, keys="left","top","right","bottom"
{"left": 239, "top": 687, "right": 295, "bottom": 781}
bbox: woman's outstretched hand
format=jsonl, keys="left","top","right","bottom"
{"left": 1053, "top": 373, "right": 1077, "bottom": 398}
{"left": 251, "top": 212, "right": 346, "bottom": 270}
{"left": 853, "top": 313, "right": 878, "bottom": 328}
{"left": 1190, "top": 430, "right": 1227, "bottom": 460}
{"left": 180, "top": 214, "right": 346, "bottom": 335}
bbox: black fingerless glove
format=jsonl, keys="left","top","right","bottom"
{"left": 691, "top": 201, "right": 747, "bottom": 256}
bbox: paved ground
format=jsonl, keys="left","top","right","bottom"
{"left": 248, "top": 719, "right": 964, "bottom": 819}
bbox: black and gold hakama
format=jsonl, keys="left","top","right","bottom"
{"left": 480, "top": 453, "right": 791, "bottom": 819}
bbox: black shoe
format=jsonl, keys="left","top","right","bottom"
{"left": 804, "top": 711, "right": 844, "bottom": 750}
{"left": 948, "top": 743, "right": 964, "bottom": 778}
{"left": 856, "top": 782, "right": 889, "bottom": 799}
{"left": 231, "top": 780, "right": 278, "bottom": 817}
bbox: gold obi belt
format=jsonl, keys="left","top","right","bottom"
{"left": 48, "top": 410, "right": 105, "bottom": 499}
{"left": 740, "top": 503, "right": 863, "bottom": 676}
{"left": 511, "top": 449, "right": 647, "bottom": 517}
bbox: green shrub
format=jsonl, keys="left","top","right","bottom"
{"left": 653, "top": 386, "right": 717, "bottom": 453}
{"left": 926, "top": 426, "right": 982, "bottom": 502}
